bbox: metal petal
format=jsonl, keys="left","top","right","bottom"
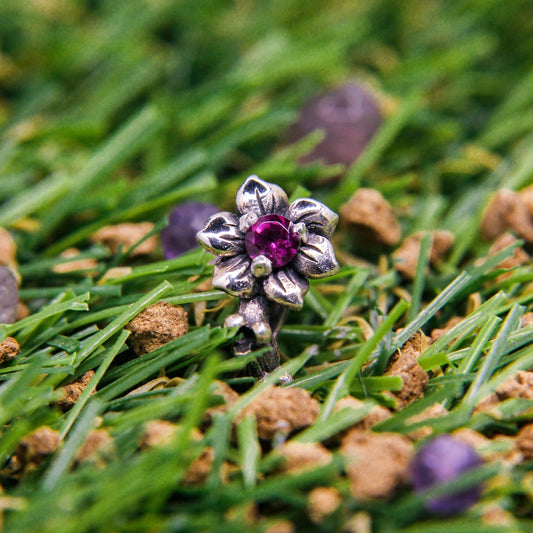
{"left": 292, "top": 234, "right": 340, "bottom": 279}
{"left": 212, "top": 254, "right": 259, "bottom": 297}
{"left": 236, "top": 175, "right": 289, "bottom": 217}
{"left": 288, "top": 198, "right": 339, "bottom": 238}
{"left": 196, "top": 211, "right": 244, "bottom": 256}
{"left": 263, "top": 268, "right": 309, "bottom": 309}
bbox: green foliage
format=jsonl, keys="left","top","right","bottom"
{"left": 1, "top": 0, "right": 533, "bottom": 531}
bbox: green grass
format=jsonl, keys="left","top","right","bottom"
{"left": 1, "top": 1, "right": 533, "bottom": 531}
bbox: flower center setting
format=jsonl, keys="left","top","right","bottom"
{"left": 244, "top": 214, "right": 300, "bottom": 268}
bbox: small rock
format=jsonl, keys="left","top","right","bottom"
{"left": 341, "top": 429, "right": 413, "bottom": 500}
{"left": 495, "top": 371, "right": 533, "bottom": 400}
{"left": 340, "top": 188, "right": 401, "bottom": 246}
{"left": 0, "top": 227, "right": 16, "bottom": 268}
{"left": 410, "top": 434, "right": 483, "bottom": 515}
{"left": 516, "top": 424, "right": 533, "bottom": 460}
{"left": 0, "top": 337, "right": 19, "bottom": 364}
{"left": 430, "top": 316, "right": 463, "bottom": 342}
{"left": 90, "top": 222, "right": 158, "bottom": 256}
{"left": 392, "top": 231, "right": 455, "bottom": 280}
{"left": 385, "top": 333, "right": 429, "bottom": 409}
{"left": 333, "top": 396, "right": 391, "bottom": 431}
{"left": 125, "top": 301, "right": 188, "bottom": 356}
{"left": 406, "top": 403, "right": 448, "bottom": 440}
{"left": 307, "top": 487, "right": 342, "bottom": 524}
{"left": 16, "top": 302, "right": 30, "bottom": 320}
{"left": 75, "top": 429, "right": 113, "bottom": 466}
{"left": 56, "top": 370, "right": 95, "bottom": 412}
{"left": 140, "top": 420, "right": 180, "bottom": 449}
{"left": 15, "top": 426, "right": 60, "bottom": 471}
{"left": 0, "top": 266, "right": 18, "bottom": 324}
{"left": 238, "top": 386, "right": 320, "bottom": 440}
{"left": 183, "top": 447, "right": 215, "bottom": 485}
{"left": 486, "top": 233, "right": 529, "bottom": 270}
{"left": 286, "top": 83, "right": 382, "bottom": 168}
{"left": 161, "top": 202, "right": 219, "bottom": 259}
{"left": 481, "top": 189, "right": 533, "bottom": 242}
{"left": 52, "top": 248, "right": 99, "bottom": 274}
{"left": 520, "top": 184, "right": 533, "bottom": 216}
{"left": 204, "top": 380, "right": 240, "bottom": 426}
{"left": 275, "top": 441, "right": 332, "bottom": 473}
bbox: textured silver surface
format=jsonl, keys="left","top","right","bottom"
{"left": 288, "top": 197, "right": 339, "bottom": 238}
{"left": 212, "top": 254, "right": 258, "bottom": 297}
{"left": 292, "top": 233, "right": 340, "bottom": 279}
{"left": 263, "top": 267, "right": 309, "bottom": 309}
{"left": 236, "top": 175, "right": 289, "bottom": 217}
{"left": 196, "top": 211, "right": 244, "bottom": 256}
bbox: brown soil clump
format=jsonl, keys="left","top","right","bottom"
{"left": 481, "top": 189, "right": 533, "bottom": 242}
{"left": 385, "top": 333, "right": 429, "bottom": 409}
{"left": 57, "top": 370, "right": 95, "bottom": 411}
{"left": 430, "top": 316, "right": 463, "bottom": 342}
{"left": 238, "top": 386, "right": 320, "bottom": 440}
{"left": 307, "top": 486, "right": 342, "bottom": 523}
{"left": 522, "top": 312, "right": 533, "bottom": 328}
{"left": 341, "top": 429, "right": 413, "bottom": 499}
{"left": 90, "top": 222, "right": 158, "bottom": 256}
{"left": 333, "top": 396, "right": 391, "bottom": 431}
{"left": 0, "top": 227, "right": 16, "bottom": 268}
{"left": 340, "top": 188, "right": 401, "bottom": 246}
{"left": 0, "top": 337, "right": 19, "bottom": 364}
{"left": 15, "top": 427, "right": 60, "bottom": 472}
{"left": 392, "top": 230, "right": 454, "bottom": 280}
{"left": 125, "top": 301, "right": 188, "bottom": 355}
{"left": 486, "top": 233, "right": 529, "bottom": 270}
{"left": 184, "top": 447, "right": 217, "bottom": 485}
{"left": 275, "top": 441, "right": 332, "bottom": 473}
{"left": 406, "top": 403, "right": 448, "bottom": 440}
{"left": 52, "top": 248, "right": 98, "bottom": 274}
{"left": 75, "top": 429, "right": 114, "bottom": 466}
{"left": 516, "top": 424, "right": 533, "bottom": 460}
{"left": 204, "top": 380, "right": 240, "bottom": 425}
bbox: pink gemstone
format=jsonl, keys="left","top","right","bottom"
{"left": 244, "top": 214, "right": 300, "bottom": 268}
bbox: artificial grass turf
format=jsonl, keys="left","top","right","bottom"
{"left": 1, "top": 0, "right": 533, "bottom": 531}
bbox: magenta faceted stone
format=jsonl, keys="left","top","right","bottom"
{"left": 244, "top": 215, "right": 300, "bottom": 268}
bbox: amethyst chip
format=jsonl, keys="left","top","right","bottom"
{"left": 410, "top": 434, "right": 483, "bottom": 515}
{"left": 0, "top": 266, "right": 18, "bottom": 325}
{"left": 161, "top": 202, "right": 219, "bottom": 259}
{"left": 287, "top": 83, "right": 382, "bottom": 168}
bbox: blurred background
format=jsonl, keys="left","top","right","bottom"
{"left": 1, "top": 0, "right": 533, "bottom": 261}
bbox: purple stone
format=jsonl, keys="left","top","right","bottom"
{"left": 161, "top": 202, "right": 219, "bottom": 259}
{"left": 244, "top": 215, "right": 300, "bottom": 268}
{"left": 411, "top": 434, "right": 483, "bottom": 515}
{"left": 286, "top": 83, "right": 382, "bottom": 169}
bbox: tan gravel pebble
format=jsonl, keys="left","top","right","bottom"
{"left": 238, "top": 386, "right": 320, "bottom": 440}
{"left": 56, "top": 370, "right": 95, "bottom": 412}
{"left": 0, "top": 336, "right": 19, "bottom": 364}
{"left": 275, "top": 441, "right": 332, "bottom": 473}
{"left": 307, "top": 487, "right": 342, "bottom": 523}
{"left": 90, "top": 222, "right": 158, "bottom": 256}
{"left": 52, "top": 248, "right": 98, "bottom": 274}
{"left": 125, "top": 301, "right": 188, "bottom": 355}
{"left": 340, "top": 188, "right": 401, "bottom": 246}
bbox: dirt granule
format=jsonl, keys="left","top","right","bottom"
{"left": 340, "top": 188, "right": 401, "bottom": 246}
{"left": 481, "top": 189, "right": 533, "bottom": 242}
{"left": 516, "top": 424, "right": 533, "bottom": 460}
{"left": 0, "top": 227, "right": 16, "bottom": 268}
{"left": 486, "top": 233, "right": 529, "bottom": 270}
{"left": 520, "top": 184, "right": 533, "bottom": 216}
{"left": 75, "top": 429, "right": 114, "bottom": 466}
{"left": 406, "top": 403, "right": 447, "bottom": 440}
{"left": 392, "top": 230, "right": 454, "bottom": 280}
{"left": 264, "top": 520, "right": 295, "bottom": 533}
{"left": 496, "top": 371, "right": 533, "bottom": 400}
{"left": 430, "top": 316, "right": 464, "bottom": 342}
{"left": 56, "top": 370, "right": 95, "bottom": 411}
{"left": 52, "top": 248, "right": 98, "bottom": 274}
{"left": 385, "top": 333, "right": 429, "bottom": 409}
{"left": 341, "top": 429, "right": 413, "bottom": 499}
{"left": 307, "top": 487, "right": 342, "bottom": 523}
{"left": 125, "top": 301, "right": 188, "bottom": 355}
{"left": 275, "top": 441, "right": 332, "bottom": 473}
{"left": 15, "top": 426, "right": 60, "bottom": 470}
{"left": 0, "top": 337, "right": 19, "bottom": 364}
{"left": 204, "top": 380, "right": 240, "bottom": 426}
{"left": 522, "top": 312, "right": 533, "bottom": 328}
{"left": 90, "top": 222, "right": 158, "bottom": 256}
{"left": 238, "top": 386, "right": 320, "bottom": 440}
{"left": 183, "top": 447, "right": 218, "bottom": 485}
{"left": 333, "top": 396, "right": 391, "bottom": 431}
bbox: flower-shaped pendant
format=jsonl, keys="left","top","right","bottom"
{"left": 197, "top": 176, "right": 340, "bottom": 379}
